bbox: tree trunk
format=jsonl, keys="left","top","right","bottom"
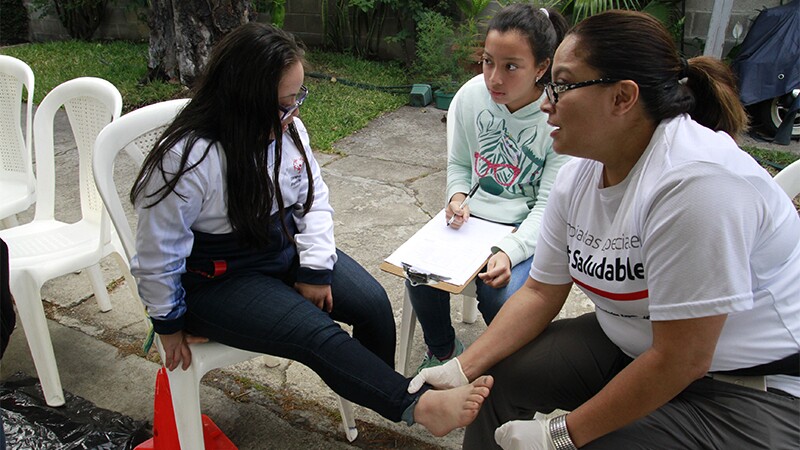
{"left": 147, "top": 0, "right": 254, "bottom": 87}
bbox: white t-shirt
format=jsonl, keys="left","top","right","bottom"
{"left": 531, "top": 115, "right": 800, "bottom": 395}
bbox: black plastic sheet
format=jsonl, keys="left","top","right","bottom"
{"left": 1, "top": 373, "right": 150, "bottom": 449}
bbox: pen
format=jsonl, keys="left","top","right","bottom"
{"left": 447, "top": 182, "right": 480, "bottom": 227}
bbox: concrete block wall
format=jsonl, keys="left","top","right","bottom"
{"left": 284, "top": 0, "right": 326, "bottom": 47}
{"left": 24, "top": 0, "right": 149, "bottom": 42}
{"left": 283, "top": 0, "right": 409, "bottom": 60}
{"left": 683, "top": 0, "right": 782, "bottom": 56}
{"left": 22, "top": 0, "right": 786, "bottom": 60}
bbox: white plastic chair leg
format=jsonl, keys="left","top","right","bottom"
{"left": 111, "top": 251, "right": 140, "bottom": 305}
{"left": 166, "top": 366, "right": 206, "bottom": 450}
{"left": 398, "top": 279, "right": 480, "bottom": 375}
{"left": 397, "top": 287, "right": 417, "bottom": 376}
{"left": 461, "top": 296, "right": 478, "bottom": 324}
{"left": 460, "top": 280, "right": 478, "bottom": 324}
{"left": 85, "top": 263, "right": 112, "bottom": 312}
{"left": 337, "top": 396, "right": 358, "bottom": 442}
{"left": 1, "top": 215, "right": 19, "bottom": 229}
{"left": 11, "top": 271, "right": 65, "bottom": 406}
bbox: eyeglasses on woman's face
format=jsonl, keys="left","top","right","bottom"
{"left": 279, "top": 84, "right": 309, "bottom": 121}
{"left": 544, "top": 78, "right": 618, "bottom": 105}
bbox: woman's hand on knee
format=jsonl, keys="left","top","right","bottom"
{"left": 294, "top": 282, "right": 333, "bottom": 312}
{"left": 160, "top": 331, "right": 207, "bottom": 371}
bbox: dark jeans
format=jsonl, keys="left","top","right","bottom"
{"left": 181, "top": 249, "right": 418, "bottom": 422}
{"left": 406, "top": 255, "right": 532, "bottom": 358}
{"left": 463, "top": 313, "right": 800, "bottom": 450}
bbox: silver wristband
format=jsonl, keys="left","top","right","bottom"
{"left": 549, "top": 414, "right": 578, "bottom": 450}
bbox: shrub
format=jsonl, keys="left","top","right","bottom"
{"left": 0, "top": 0, "right": 30, "bottom": 45}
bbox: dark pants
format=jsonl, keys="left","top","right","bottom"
{"left": 406, "top": 255, "right": 533, "bottom": 358}
{"left": 463, "top": 313, "right": 800, "bottom": 449}
{"left": 182, "top": 249, "right": 418, "bottom": 422}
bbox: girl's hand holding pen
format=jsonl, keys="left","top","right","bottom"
{"left": 446, "top": 182, "right": 481, "bottom": 227}
{"left": 446, "top": 193, "right": 471, "bottom": 229}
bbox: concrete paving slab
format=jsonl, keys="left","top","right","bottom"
{"left": 333, "top": 107, "right": 449, "bottom": 169}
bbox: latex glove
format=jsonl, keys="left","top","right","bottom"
{"left": 495, "top": 417, "right": 556, "bottom": 450}
{"left": 407, "top": 357, "right": 469, "bottom": 393}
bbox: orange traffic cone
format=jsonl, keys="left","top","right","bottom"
{"left": 135, "top": 367, "right": 237, "bottom": 450}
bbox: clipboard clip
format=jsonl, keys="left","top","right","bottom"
{"left": 401, "top": 262, "right": 451, "bottom": 287}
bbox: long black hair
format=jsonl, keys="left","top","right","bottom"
{"left": 487, "top": 4, "right": 569, "bottom": 85}
{"left": 131, "top": 23, "right": 315, "bottom": 249}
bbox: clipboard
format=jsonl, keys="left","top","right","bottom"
{"left": 380, "top": 260, "right": 486, "bottom": 294}
{"left": 381, "top": 209, "right": 515, "bottom": 294}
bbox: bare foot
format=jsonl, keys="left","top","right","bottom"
{"left": 414, "top": 375, "right": 494, "bottom": 437}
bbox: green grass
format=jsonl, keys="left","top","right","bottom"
{"left": 741, "top": 146, "right": 799, "bottom": 171}
{"left": 1, "top": 41, "right": 412, "bottom": 152}
{"left": 303, "top": 52, "right": 410, "bottom": 152}
{"left": 1, "top": 41, "right": 183, "bottom": 110}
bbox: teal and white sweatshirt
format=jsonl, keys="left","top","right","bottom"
{"left": 447, "top": 75, "right": 570, "bottom": 267}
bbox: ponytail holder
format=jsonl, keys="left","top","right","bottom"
{"left": 540, "top": 7, "right": 549, "bottom": 18}
{"left": 677, "top": 57, "right": 689, "bottom": 85}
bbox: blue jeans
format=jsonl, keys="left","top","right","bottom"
{"left": 407, "top": 255, "right": 533, "bottom": 358}
{"left": 181, "top": 249, "right": 420, "bottom": 422}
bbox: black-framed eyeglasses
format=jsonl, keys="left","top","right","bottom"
{"left": 544, "top": 78, "right": 618, "bottom": 105}
{"left": 279, "top": 84, "right": 309, "bottom": 121}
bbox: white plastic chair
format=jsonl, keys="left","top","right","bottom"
{"left": 0, "top": 55, "right": 36, "bottom": 229}
{"left": 0, "top": 77, "right": 124, "bottom": 407}
{"left": 92, "top": 99, "right": 358, "bottom": 449}
{"left": 397, "top": 76, "right": 483, "bottom": 376}
{"left": 774, "top": 158, "right": 800, "bottom": 199}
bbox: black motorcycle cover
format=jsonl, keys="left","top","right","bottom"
{"left": 731, "top": 0, "right": 800, "bottom": 106}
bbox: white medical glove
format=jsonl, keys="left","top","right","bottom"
{"left": 407, "top": 357, "right": 468, "bottom": 393}
{"left": 495, "top": 417, "right": 556, "bottom": 450}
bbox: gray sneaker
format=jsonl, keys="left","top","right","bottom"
{"left": 415, "top": 338, "right": 465, "bottom": 374}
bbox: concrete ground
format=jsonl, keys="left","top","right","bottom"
{"left": 1, "top": 101, "right": 796, "bottom": 449}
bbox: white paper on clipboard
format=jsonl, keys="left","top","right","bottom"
{"left": 384, "top": 209, "right": 514, "bottom": 287}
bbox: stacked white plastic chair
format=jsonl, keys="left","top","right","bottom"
{"left": 397, "top": 75, "right": 482, "bottom": 376}
{"left": 773, "top": 158, "right": 800, "bottom": 199}
{"left": 93, "top": 99, "right": 358, "bottom": 449}
{"left": 0, "top": 77, "right": 124, "bottom": 407}
{"left": 0, "top": 55, "right": 36, "bottom": 229}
